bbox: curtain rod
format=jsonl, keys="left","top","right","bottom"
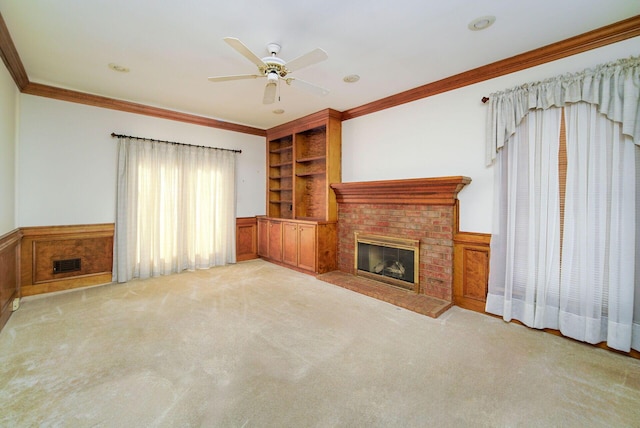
{"left": 110, "top": 132, "right": 242, "bottom": 153}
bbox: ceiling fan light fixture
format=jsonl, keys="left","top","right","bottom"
{"left": 211, "top": 37, "right": 329, "bottom": 103}
{"left": 468, "top": 15, "right": 496, "bottom": 31}
{"left": 267, "top": 71, "right": 279, "bottom": 83}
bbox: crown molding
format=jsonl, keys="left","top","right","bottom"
{"left": 0, "top": 13, "right": 28, "bottom": 90}
{"left": 0, "top": 12, "right": 265, "bottom": 137}
{"left": 22, "top": 82, "right": 266, "bottom": 136}
{"left": 342, "top": 15, "right": 640, "bottom": 121}
{"left": 1, "top": 11, "right": 638, "bottom": 131}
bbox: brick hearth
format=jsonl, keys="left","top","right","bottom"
{"left": 317, "top": 176, "right": 470, "bottom": 317}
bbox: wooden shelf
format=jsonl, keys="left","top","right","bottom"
{"left": 269, "top": 200, "right": 293, "bottom": 204}
{"left": 270, "top": 161, "right": 292, "bottom": 167}
{"left": 296, "top": 171, "right": 325, "bottom": 177}
{"left": 269, "top": 188, "right": 293, "bottom": 192}
{"left": 296, "top": 155, "right": 326, "bottom": 163}
{"left": 270, "top": 146, "right": 292, "bottom": 153}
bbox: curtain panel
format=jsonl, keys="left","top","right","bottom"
{"left": 485, "top": 56, "right": 640, "bottom": 166}
{"left": 485, "top": 55, "right": 640, "bottom": 352}
{"left": 114, "top": 138, "right": 237, "bottom": 282}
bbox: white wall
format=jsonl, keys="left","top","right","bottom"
{"left": 14, "top": 36, "right": 639, "bottom": 231}
{"left": 17, "top": 95, "right": 265, "bottom": 227}
{"left": 342, "top": 37, "right": 640, "bottom": 234}
{"left": 0, "top": 62, "right": 17, "bottom": 235}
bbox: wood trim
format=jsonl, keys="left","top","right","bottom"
{"left": 0, "top": 10, "right": 265, "bottom": 137}
{"left": 20, "top": 223, "right": 115, "bottom": 238}
{"left": 22, "top": 82, "right": 266, "bottom": 137}
{"left": 342, "top": 15, "right": 640, "bottom": 121}
{"left": 236, "top": 217, "right": 258, "bottom": 262}
{"left": 0, "top": 228, "right": 22, "bottom": 332}
{"left": 453, "top": 231, "right": 492, "bottom": 246}
{"left": 331, "top": 176, "right": 471, "bottom": 206}
{"left": 2, "top": 10, "right": 637, "bottom": 133}
{"left": 0, "top": 13, "right": 28, "bottom": 90}
{"left": 0, "top": 228, "right": 23, "bottom": 252}
{"left": 266, "top": 108, "right": 342, "bottom": 140}
{"left": 20, "top": 223, "right": 114, "bottom": 296}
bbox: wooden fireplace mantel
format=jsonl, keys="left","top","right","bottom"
{"left": 330, "top": 176, "right": 471, "bottom": 205}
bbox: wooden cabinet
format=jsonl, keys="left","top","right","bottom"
{"left": 257, "top": 217, "right": 269, "bottom": 257}
{"left": 259, "top": 109, "right": 342, "bottom": 274}
{"left": 236, "top": 217, "right": 258, "bottom": 261}
{"left": 297, "top": 223, "right": 317, "bottom": 272}
{"left": 282, "top": 222, "right": 299, "bottom": 266}
{"left": 267, "top": 220, "right": 283, "bottom": 262}
{"left": 257, "top": 217, "right": 336, "bottom": 274}
{"left": 453, "top": 232, "right": 491, "bottom": 313}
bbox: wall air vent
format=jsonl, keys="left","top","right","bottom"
{"left": 53, "top": 258, "right": 81, "bottom": 274}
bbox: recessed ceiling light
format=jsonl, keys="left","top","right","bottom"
{"left": 468, "top": 16, "right": 496, "bottom": 31}
{"left": 108, "top": 63, "right": 130, "bottom": 73}
{"left": 273, "top": 109, "right": 285, "bottom": 114}
{"left": 343, "top": 74, "right": 360, "bottom": 83}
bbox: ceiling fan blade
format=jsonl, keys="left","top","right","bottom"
{"left": 286, "top": 77, "right": 329, "bottom": 96}
{"left": 208, "top": 74, "right": 262, "bottom": 82}
{"left": 263, "top": 82, "right": 277, "bottom": 104}
{"left": 224, "top": 37, "right": 266, "bottom": 68}
{"left": 285, "top": 48, "right": 328, "bottom": 72}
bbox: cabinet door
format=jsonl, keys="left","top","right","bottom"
{"left": 268, "top": 221, "right": 283, "bottom": 261}
{"left": 236, "top": 218, "right": 257, "bottom": 261}
{"left": 282, "top": 222, "right": 298, "bottom": 266}
{"left": 297, "top": 224, "right": 317, "bottom": 272}
{"left": 257, "top": 218, "right": 269, "bottom": 257}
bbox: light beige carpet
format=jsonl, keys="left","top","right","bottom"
{"left": 1, "top": 259, "right": 639, "bottom": 427}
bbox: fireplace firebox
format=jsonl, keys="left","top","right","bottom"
{"left": 355, "top": 233, "right": 419, "bottom": 292}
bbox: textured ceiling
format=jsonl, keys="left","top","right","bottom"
{"left": 1, "top": 0, "right": 638, "bottom": 129}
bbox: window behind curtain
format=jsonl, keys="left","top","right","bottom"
{"left": 486, "top": 104, "right": 639, "bottom": 352}
{"left": 114, "top": 138, "right": 237, "bottom": 282}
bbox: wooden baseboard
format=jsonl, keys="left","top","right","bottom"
{"left": 0, "top": 228, "right": 22, "bottom": 331}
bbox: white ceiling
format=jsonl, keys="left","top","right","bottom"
{"left": 1, "top": 0, "right": 638, "bottom": 130}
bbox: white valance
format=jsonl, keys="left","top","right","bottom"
{"left": 485, "top": 56, "right": 640, "bottom": 166}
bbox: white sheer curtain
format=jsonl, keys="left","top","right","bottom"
{"left": 560, "top": 102, "right": 638, "bottom": 352}
{"left": 486, "top": 56, "right": 640, "bottom": 352}
{"left": 485, "top": 108, "right": 562, "bottom": 329}
{"left": 114, "top": 138, "right": 237, "bottom": 283}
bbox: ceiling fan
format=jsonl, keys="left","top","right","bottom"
{"left": 208, "top": 37, "right": 329, "bottom": 104}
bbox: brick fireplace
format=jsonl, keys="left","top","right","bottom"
{"left": 317, "top": 176, "right": 470, "bottom": 318}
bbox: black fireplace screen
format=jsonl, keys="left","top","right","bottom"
{"left": 357, "top": 242, "right": 415, "bottom": 285}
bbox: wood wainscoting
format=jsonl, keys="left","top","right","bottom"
{"left": 0, "top": 229, "right": 22, "bottom": 331}
{"left": 236, "top": 217, "right": 258, "bottom": 262}
{"left": 20, "top": 224, "right": 114, "bottom": 296}
{"left": 453, "top": 232, "right": 491, "bottom": 313}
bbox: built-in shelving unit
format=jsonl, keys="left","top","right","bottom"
{"left": 267, "top": 135, "right": 294, "bottom": 219}
{"left": 259, "top": 109, "right": 342, "bottom": 273}
{"left": 266, "top": 109, "right": 341, "bottom": 222}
